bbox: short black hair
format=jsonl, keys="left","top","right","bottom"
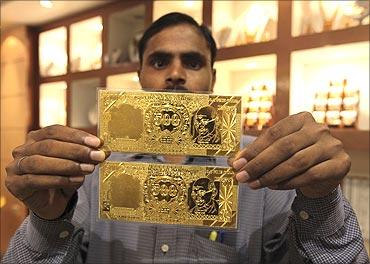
{"left": 138, "top": 12, "right": 217, "bottom": 66}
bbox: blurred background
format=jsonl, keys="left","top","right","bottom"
{"left": 1, "top": 0, "right": 369, "bottom": 256}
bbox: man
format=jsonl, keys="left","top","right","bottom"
{"left": 189, "top": 178, "right": 219, "bottom": 215}
{"left": 3, "top": 12, "right": 369, "bottom": 263}
{"left": 191, "top": 106, "right": 221, "bottom": 144}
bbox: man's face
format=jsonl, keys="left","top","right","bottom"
{"left": 195, "top": 114, "right": 215, "bottom": 135}
{"left": 138, "top": 24, "right": 216, "bottom": 93}
{"left": 191, "top": 184, "right": 212, "bottom": 207}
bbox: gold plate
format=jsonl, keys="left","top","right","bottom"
{"left": 99, "top": 161, "right": 238, "bottom": 228}
{"left": 98, "top": 90, "right": 242, "bottom": 156}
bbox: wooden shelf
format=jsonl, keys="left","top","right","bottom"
{"left": 331, "top": 129, "right": 369, "bottom": 152}
{"left": 244, "top": 128, "right": 369, "bottom": 151}
{"left": 217, "top": 40, "right": 278, "bottom": 61}
{"left": 291, "top": 25, "right": 369, "bottom": 52}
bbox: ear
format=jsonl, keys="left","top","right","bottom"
{"left": 211, "top": 68, "right": 216, "bottom": 92}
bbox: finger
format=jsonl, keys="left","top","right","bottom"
{"left": 245, "top": 143, "right": 331, "bottom": 188}
{"left": 234, "top": 112, "right": 314, "bottom": 162}
{"left": 5, "top": 174, "right": 85, "bottom": 201}
{"left": 24, "top": 139, "right": 106, "bottom": 164}
{"left": 268, "top": 154, "right": 350, "bottom": 192}
{"left": 238, "top": 125, "right": 329, "bottom": 181}
{"left": 12, "top": 155, "right": 96, "bottom": 176}
{"left": 26, "top": 125, "right": 102, "bottom": 148}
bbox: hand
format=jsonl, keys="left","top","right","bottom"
{"left": 5, "top": 125, "right": 109, "bottom": 220}
{"left": 231, "top": 112, "right": 351, "bottom": 198}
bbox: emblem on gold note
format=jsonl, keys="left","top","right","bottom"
{"left": 100, "top": 161, "right": 238, "bottom": 228}
{"left": 99, "top": 90, "right": 242, "bottom": 156}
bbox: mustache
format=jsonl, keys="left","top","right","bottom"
{"left": 164, "top": 85, "right": 191, "bottom": 93}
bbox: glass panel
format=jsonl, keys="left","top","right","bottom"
{"left": 290, "top": 42, "right": 369, "bottom": 130}
{"left": 39, "top": 27, "right": 67, "bottom": 77}
{"left": 70, "top": 78, "right": 100, "bottom": 127}
{"left": 107, "top": 5, "right": 145, "bottom": 65}
{"left": 39, "top": 81, "right": 67, "bottom": 127}
{"left": 214, "top": 54, "right": 277, "bottom": 131}
{"left": 70, "top": 16, "right": 102, "bottom": 72}
{"left": 292, "top": 1, "right": 370, "bottom": 37}
{"left": 153, "top": 1, "right": 203, "bottom": 24}
{"left": 212, "top": 1, "right": 277, "bottom": 48}
{"left": 106, "top": 72, "right": 141, "bottom": 90}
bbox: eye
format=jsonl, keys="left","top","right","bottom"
{"left": 185, "top": 60, "right": 202, "bottom": 70}
{"left": 150, "top": 58, "right": 168, "bottom": 69}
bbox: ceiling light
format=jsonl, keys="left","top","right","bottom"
{"left": 40, "top": 0, "right": 53, "bottom": 9}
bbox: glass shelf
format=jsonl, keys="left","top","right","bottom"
{"left": 153, "top": 0, "right": 203, "bottom": 24}
{"left": 212, "top": 1, "right": 277, "bottom": 48}
{"left": 290, "top": 41, "right": 369, "bottom": 130}
{"left": 70, "top": 78, "right": 100, "bottom": 128}
{"left": 70, "top": 16, "right": 102, "bottom": 72}
{"left": 107, "top": 5, "right": 145, "bottom": 65}
{"left": 106, "top": 72, "right": 141, "bottom": 90}
{"left": 39, "top": 81, "right": 67, "bottom": 127}
{"left": 214, "top": 54, "right": 276, "bottom": 131}
{"left": 292, "top": 1, "right": 369, "bottom": 37}
{"left": 39, "top": 27, "right": 67, "bottom": 77}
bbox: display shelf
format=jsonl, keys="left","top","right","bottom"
{"left": 39, "top": 81, "right": 67, "bottom": 127}
{"left": 290, "top": 41, "right": 369, "bottom": 130}
{"left": 212, "top": 1, "right": 277, "bottom": 48}
{"left": 292, "top": 1, "right": 369, "bottom": 37}
{"left": 214, "top": 54, "right": 276, "bottom": 132}
{"left": 70, "top": 78, "right": 100, "bottom": 128}
{"left": 70, "top": 16, "right": 103, "bottom": 72}
{"left": 39, "top": 27, "right": 67, "bottom": 77}
{"left": 106, "top": 4, "right": 145, "bottom": 66}
{"left": 153, "top": 1, "right": 203, "bottom": 24}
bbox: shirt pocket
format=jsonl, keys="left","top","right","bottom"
{"left": 192, "top": 232, "right": 239, "bottom": 264}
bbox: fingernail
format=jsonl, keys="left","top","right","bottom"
{"left": 235, "top": 171, "right": 249, "bottom": 182}
{"left": 248, "top": 180, "right": 261, "bottom": 189}
{"left": 84, "top": 136, "right": 101, "bottom": 148}
{"left": 80, "top": 163, "right": 95, "bottom": 173}
{"left": 233, "top": 158, "right": 247, "bottom": 170}
{"left": 90, "top": 150, "right": 106, "bottom": 162}
{"left": 104, "top": 151, "right": 111, "bottom": 159}
{"left": 70, "top": 176, "right": 85, "bottom": 183}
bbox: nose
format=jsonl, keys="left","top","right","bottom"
{"left": 165, "top": 59, "right": 186, "bottom": 88}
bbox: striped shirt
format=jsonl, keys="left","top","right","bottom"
{"left": 3, "top": 136, "right": 369, "bottom": 263}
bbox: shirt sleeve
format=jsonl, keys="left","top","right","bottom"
{"left": 2, "top": 192, "right": 86, "bottom": 264}
{"left": 288, "top": 187, "right": 369, "bottom": 263}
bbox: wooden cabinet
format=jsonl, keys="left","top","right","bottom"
{"left": 32, "top": 1, "right": 369, "bottom": 151}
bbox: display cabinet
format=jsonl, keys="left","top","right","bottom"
{"left": 39, "top": 81, "right": 67, "bottom": 127}
{"left": 153, "top": 1, "right": 203, "bottom": 24}
{"left": 39, "top": 27, "right": 67, "bottom": 77}
{"left": 32, "top": 0, "right": 369, "bottom": 151}
{"left": 212, "top": 1, "right": 277, "bottom": 48}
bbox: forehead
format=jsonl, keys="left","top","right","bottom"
{"left": 143, "top": 24, "right": 210, "bottom": 58}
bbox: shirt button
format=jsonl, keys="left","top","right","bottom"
{"left": 59, "top": 230, "right": 70, "bottom": 239}
{"left": 299, "top": 210, "right": 309, "bottom": 220}
{"left": 161, "top": 244, "right": 169, "bottom": 253}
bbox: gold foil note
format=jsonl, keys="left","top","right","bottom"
{"left": 99, "top": 161, "right": 238, "bottom": 228}
{"left": 98, "top": 90, "right": 242, "bottom": 156}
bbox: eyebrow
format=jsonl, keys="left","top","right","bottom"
{"left": 147, "top": 51, "right": 207, "bottom": 63}
{"left": 181, "top": 52, "right": 207, "bottom": 64}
